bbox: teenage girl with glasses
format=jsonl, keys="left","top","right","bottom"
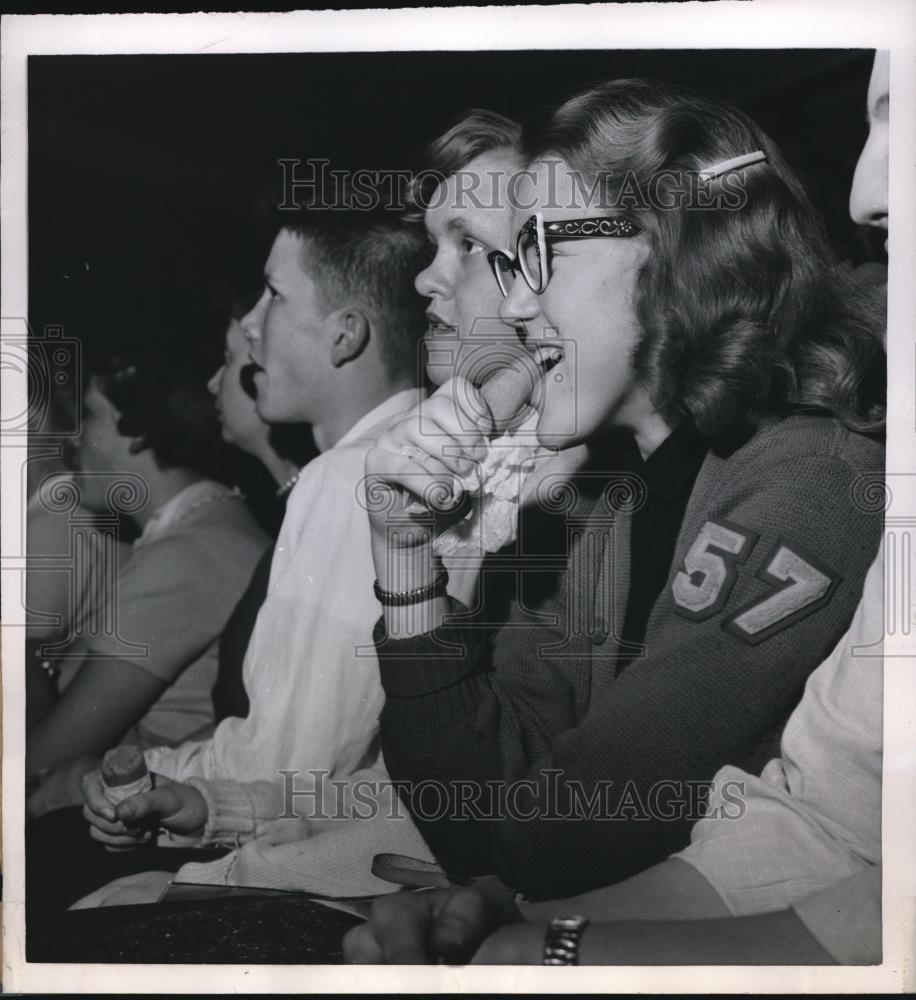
{"left": 364, "top": 78, "right": 885, "bottom": 901}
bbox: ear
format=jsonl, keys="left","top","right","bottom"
{"left": 328, "top": 308, "right": 371, "bottom": 368}
{"left": 126, "top": 435, "right": 150, "bottom": 456}
{"left": 107, "top": 398, "right": 147, "bottom": 456}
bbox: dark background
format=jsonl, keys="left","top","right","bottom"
{"left": 28, "top": 48, "right": 879, "bottom": 344}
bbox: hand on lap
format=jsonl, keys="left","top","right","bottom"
{"left": 343, "top": 877, "right": 521, "bottom": 964}
{"left": 81, "top": 768, "right": 208, "bottom": 846}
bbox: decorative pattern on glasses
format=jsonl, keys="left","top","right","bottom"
{"left": 488, "top": 211, "right": 644, "bottom": 296}
{"left": 543, "top": 217, "right": 641, "bottom": 238}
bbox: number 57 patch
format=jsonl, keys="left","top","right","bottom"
{"left": 671, "top": 518, "right": 840, "bottom": 645}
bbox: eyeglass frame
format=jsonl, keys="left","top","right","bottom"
{"left": 487, "top": 211, "right": 644, "bottom": 297}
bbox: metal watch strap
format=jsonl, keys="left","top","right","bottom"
{"left": 543, "top": 915, "right": 590, "bottom": 965}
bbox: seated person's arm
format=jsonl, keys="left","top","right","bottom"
{"left": 25, "top": 472, "right": 91, "bottom": 643}
{"left": 374, "top": 448, "right": 883, "bottom": 897}
{"left": 522, "top": 858, "right": 731, "bottom": 923}
{"left": 30, "top": 523, "right": 261, "bottom": 778}
{"left": 27, "top": 657, "right": 167, "bottom": 775}
{"left": 472, "top": 909, "right": 836, "bottom": 965}
{"left": 343, "top": 874, "right": 836, "bottom": 965}
{"left": 343, "top": 862, "right": 730, "bottom": 966}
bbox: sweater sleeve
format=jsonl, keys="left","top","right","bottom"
{"left": 376, "top": 448, "right": 884, "bottom": 900}
{"left": 171, "top": 759, "right": 438, "bottom": 897}
{"left": 184, "top": 776, "right": 286, "bottom": 847}
{"left": 179, "top": 756, "right": 411, "bottom": 850}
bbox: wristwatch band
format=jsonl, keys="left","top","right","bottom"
{"left": 543, "top": 914, "right": 590, "bottom": 965}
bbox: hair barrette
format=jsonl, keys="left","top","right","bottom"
{"left": 698, "top": 150, "right": 767, "bottom": 181}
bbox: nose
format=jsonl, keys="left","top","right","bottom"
{"left": 207, "top": 366, "right": 222, "bottom": 397}
{"left": 849, "top": 134, "right": 888, "bottom": 230}
{"left": 240, "top": 291, "right": 267, "bottom": 347}
{"left": 498, "top": 272, "right": 540, "bottom": 334}
{"left": 414, "top": 252, "right": 449, "bottom": 300}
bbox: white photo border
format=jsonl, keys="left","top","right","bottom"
{"left": 3, "top": 1, "right": 915, "bottom": 993}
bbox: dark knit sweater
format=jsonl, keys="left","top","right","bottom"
{"left": 375, "top": 416, "right": 884, "bottom": 900}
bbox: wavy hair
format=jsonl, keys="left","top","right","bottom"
{"left": 406, "top": 109, "right": 524, "bottom": 221}
{"left": 82, "top": 294, "right": 229, "bottom": 479}
{"left": 524, "top": 78, "right": 885, "bottom": 440}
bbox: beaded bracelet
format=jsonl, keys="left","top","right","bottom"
{"left": 373, "top": 570, "right": 449, "bottom": 606}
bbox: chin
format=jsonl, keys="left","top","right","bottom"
{"left": 535, "top": 430, "right": 578, "bottom": 451}
{"left": 259, "top": 407, "right": 305, "bottom": 428}
{"left": 254, "top": 401, "right": 280, "bottom": 424}
{"left": 532, "top": 407, "right": 578, "bottom": 451}
{"left": 425, "top": 364, "right": 451, "bottom": 388}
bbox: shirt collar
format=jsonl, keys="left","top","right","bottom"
{"left": 135, "top": 479, "right": 231, "bottom": 548}
{"left": 634, "top": 421, "right": 709, "bottom": 503}
{"left": 335, "top": 388, "right": 425, "bottom": 449}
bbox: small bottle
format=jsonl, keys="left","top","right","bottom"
{"left": 100, "top": 745, "right": 153, "bottom": 806}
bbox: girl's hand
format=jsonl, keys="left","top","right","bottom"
{"left": 365, "top": 376, "right": 490, "bottom": 550}
{"left": 82, "top": 769, "right": 208, "bottom": 847}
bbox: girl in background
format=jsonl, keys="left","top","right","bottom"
{"left": 27, "top": 318, "right": 269, "bottom": 787}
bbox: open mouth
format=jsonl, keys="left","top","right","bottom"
{"left": 532, "top": 345, "right": 565, "bottom": 373}
{"left": 239, "top": 362, "right": 263, "bottom": 400}
{"left": 426, "top": 320, "right": 458, "bottom": 337}
{"left": 425, "top": 311, "right": 458, "bottom": 337}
